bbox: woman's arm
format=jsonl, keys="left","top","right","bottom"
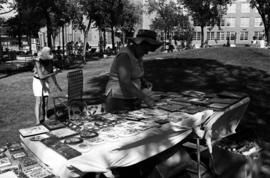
{"left": 51, "top": 75, "right": 62, "bottom": 92}
{"left": 35, "top": 61, "right": 59, "bottom": 79}
{"left": 117, "top": 54, "right": 154, "bottom": 107}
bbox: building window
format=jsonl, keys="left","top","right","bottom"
{"left": 240, "top": 18, "right": 250, "bottom": 27}
{"left": 217, "top": 32, "right": 225, "bottom": 40}
{"left": 225, "top": 18, "right": 235, "bottom": 27}
{"left": 193, "top": 32, "right": 201, "bottom": 41}
{"left": 240, "top": 31, "right": 248, "bottom": 40}
{"left": 254, "top": 18, "right": 263, "bottom": 27}
{"left": 227, "top": 4, "right": 236, "bottom": 13}
{"left": 254, "top": 31, "right": 264, "bottom": 40}
{"left": 241, "top": 3, "right": 250, "bottom": 13}
{"left": 227, "top": 31, "right": 236, "bottom": 40}
{"left": 207, "top": 32, "right": 215, "bottom": 40}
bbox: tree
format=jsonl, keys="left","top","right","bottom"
{"left": 118, "top": 0, "right": 142, "bottom": 44}
{"left": 6, "top": 4, "right": 44, "bottom": 51}
{"left": 15, "top": 0, "right": 70, "bottom": 48}
{"left": 100, "top": 0, "right": 123, "bottom": 52}
{"left": 0, "top": 0, "right": 16, "bottom": 59}
{"left": 0, "top": 0, "right": 16, "bottom": 15}
{"left": 148, "top": 0, "right": 187, "bottom": 44}
{"left": 250, "top": 0, "right": 270, "bottom": 45}
{"left": 180, "top": 0, "right": 231, "bottom": 47}
{"left": 67, "top": 0, "right": 103, "bottom": 62}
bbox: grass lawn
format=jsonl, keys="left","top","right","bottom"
{"left": 0, "top": 47, "right": 270, "bottom": 147}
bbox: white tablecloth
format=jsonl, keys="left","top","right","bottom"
{"left": 20, "top": 97, "right": 250, "bottom": 178}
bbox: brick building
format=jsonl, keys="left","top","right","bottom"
{"left": 191, "top": 0, "right": 265, "bottom": 46}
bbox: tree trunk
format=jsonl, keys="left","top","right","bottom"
{"left": 103, "top": 30, "right": 106, "bottom": 52}
{"left": 62, "top": 25, "right": 65, "bottom": 57}
{"left": 44, "top": 11, "right": 52, "bottom": 48}
{"left": 82, "top": 19, "right": 91, "bottom": 64}
{"left": 111, "top": 25, "right": 115, "bottom": 53}
{"left": 98, "top": 30, "right": 103, "bottom": 54}
{"left": 28, "top": 34, "right": 32, "bottom": 54}
{"left": 0, "top": 32, "right": 2, "bottom": 60}
{"left": 122, "top": 31, "right": 125, "bottom": 45}
{"left": 266, "top": 26, "right": 270, "bottom": 45}
{"left": 201, "top": 26, "right": 204, "bottom": 48}
{"left": 164, "top": 29, "right": 166, "bottom": 48}
{"left": 18, "top": 34, "right": 22, "bottom": 50}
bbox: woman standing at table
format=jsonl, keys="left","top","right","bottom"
{"left": 105, "top": 29, "right": 162, "bottom": 113}
{"left": 33, "top": 47, "right": 62, "bottom": 125}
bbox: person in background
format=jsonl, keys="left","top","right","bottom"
{"left": 259, "top": 35, "right": 266, "bottom": 48}
{"left": 33, "top": 47, "right": 62, "bottom": 125}
{"left": 105, "top": 29, "right": 162, "bottom": 113}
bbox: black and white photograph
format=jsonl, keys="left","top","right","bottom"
{"left": 0, "top": 0, "right": 270, "bottom": 178}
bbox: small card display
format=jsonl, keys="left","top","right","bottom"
{"left": 42, "top": 119, "right": 66, "bottom": 130}
{"left": 158, "top": 104, "right": 185, "bottom": 112}
{"left": 209, "top": 103, "right": 231, "bottom": 110}
{"left": 50, "top": 127, "right": 78, "bottom": 139}
{"left": 64, "top": 137, "right": 83, "bottom": 145}
{"left": 10, "top": 148, "right": 27, "bottom": 159}
{"left": 20, "top": 157, "right": 55, "bottom": 178}
{"left": 209, "top": 98, "right": 239, "bottom": 104}
{"left": 181, "top": 90, "right": 205, "bottom": 98}
{"left": 0, "top": 154, "right": 12, "bottom": 168}
{"left": 41, "top": 136, "right": 81, "bottom": 159}
{"left": 218, "top": 91, "right": 247, "bottom": 99}
{"left": 19, "top": 125, "right": 49, "bottom": 137}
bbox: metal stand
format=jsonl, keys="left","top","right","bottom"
{"left": 196, "top": 137, "right": 201, "bottom": 178}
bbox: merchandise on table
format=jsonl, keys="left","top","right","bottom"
{"left": 9, "top": 148, "right": 27, "bottom": 160}
{"left": 20, "top": 157, "right": 55, "bottom": 178}
{"left": 139, "top": 108, "right": 168, "bottom": 119}
{"left": 179, "top": 106, "right": 207, "bottom": 114}
{"left": 158, "top": 104, "right": 185, "bottom": 112}
{"left": 181, "top": 90, "right": 206, "bottom": 98}
{"left": 42, "top": 119, "right": 66, "bottom": 130}
{"left": 86, "top": 136, "right": 105, "bottom": 145}
{"left": 167, "top": 100, "right": 192, "bottom": 106}
{"left": 8, "top": 143, "right": 23, "bottom": 152}
{"left": 72, "top": 143, "right": 92, "bottom": 152}
{"left": 99, "top": 133, "right": 120, "bottom": 141}
{"left": 188, "top": 98, "right": 210, "bottom": 106}
{"left": 0, "top": 148, "right": 6, "bottom": 154}
{"left": 0, "top": 153, "right": 12, "bottom": 168}
{"left": 64, "top": 137, "right": 83, "bottom": 145}
{"left": 0, "top": 171, "right": 18, "bottom": 178}
{"left": 41, "top": 136, "right": 81, "bottom": 159}
{"left": 50, "top": 127, "right": 79, "bottom": 139}
{"left": 86, "top": 104, "right": 104, "bottom": 116}
{"left": 19, "top": 125, "right": 49, "bottom": 137}
{"left": 79, "top": 130, "right": 98, "bottom": 139}
{"left": 20, "top": 157, "right": 38, "bottom": 167}
{"left": 208, "top": 103, "right": 231, "bottom": 110}
{"left": 29, "top": 133, "right": 50, "bottom": 142}
{"left": 209, "top": 97, "right": 239, "bottom": 104}
{"left": 218, "top": 91, "right": 248, "bottom": 99}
